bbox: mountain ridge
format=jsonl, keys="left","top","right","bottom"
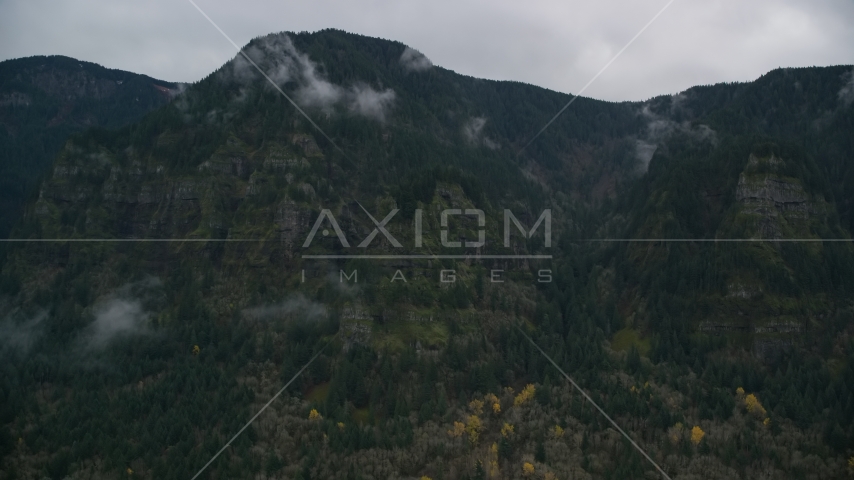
{"left": 1, "top": 28, "right": 854, "bottom": 479}
{"left": 0, "top": 54, "right": 180, "bottom": 238}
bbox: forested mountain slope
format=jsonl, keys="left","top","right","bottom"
{"left": 1, "top": 29, "right": 853, "bottom": 479}
{"left": 0, "top": 55, "right": 179, "bottom": 237}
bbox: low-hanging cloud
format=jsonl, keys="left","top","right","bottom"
{"left": 348, "top": 84, "right": 396, "bottom": 122}
{"left": 242, "top": 293, "right": 327, "bottom": 322}
{"left": 169, "top": 82, "right": 189, "bottom": 99}
{"left": 399, "top": 47, "right": 433, "bottom": 72}
{"left": 634, "top": 140, "right": 658, "bottom": 171}
{"left": 224, "top": 34, "right": 396, "bottom": 121}
{"left": 839, "top": 68, "right": 854, "bottom": 106}
{"left": 634, "top": 99, "right": 717, "bottom": 172}
{"left": 463, "top": 116, "right": 486, "bottom": 141}
{"left": 78, "top": 277, "right": 162, "bottom": 351}
{"left": 463, "top": 116, "right": 499, "bottom": 149}
{"left": 84, "top": 298, "right": 151, "bottom": 349}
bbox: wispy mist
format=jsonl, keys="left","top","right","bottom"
{"left": 634, "top": 140, "right": 658, "bottom": 171}
{"left": 463, "top": 116, "right": 499, "bottom": 149}
{"left": 242, "top": 293, "right": 327, "bottom": 322}
{"left": 839, "top": 68, "right": 854, "bottom": 107}
{"left": 348, "top": 84, "right": 396, "bottom": 122}
{"left": 168, "top": 82, "right": 189, "bottom": 99}
{"left": 399, "top": 47, "right": 433, "bottom": 72}
{"left": 225, "top": 34, "right": 396, "bottom": 121}
{"left": 84, "top": 298, "right": 150, "bottom": 350}
{"left": 77, "top": 277, "right": 162, "bottom": 351}
{"left": 634, "top": 99, "right": 717, "bottom": 172}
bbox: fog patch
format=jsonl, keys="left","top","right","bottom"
{"left": 463, "top": 116, "right": 499, "bottom": 149}
{"left": 839, "top": 68, "right": 854, "bottom": 107}
{"left": 168, "top": 82, "right": 189, "bottom": 99}
{"left": 85, "top": 298, "right": 150, "bottom": 350}
{"left": 634, "top": 101, "right": 717, "bottom": 172}
{"left": 223, "top": 34, "right": 395, "bottom": 121}
{"left": 464, "top": 116, "right": 486, "bottom": 141}
{"left": 399, "top": 47, "right": 433, "bottom": 72}
{"left": 635, "top": 140, "right": 658, "bottom": 172}
{"left": 78, "top": 277, "right": 162, "bottom": 351}
{"left": 243, "top": 294, "right": 327, "bottom": 323}
{"left": 172, "top": 86, "right": 200, "bottom": 123}
{"left": 348, "top": 84, "right": 396, "bottom": 122}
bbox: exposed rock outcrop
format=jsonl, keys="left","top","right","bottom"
{"left": 733, "top": 154, "right": 820, "bottom": 239}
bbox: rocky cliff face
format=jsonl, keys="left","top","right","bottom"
{"left": 32, "top": 134, "right": 322, "bottom": 247}
{"left": 697, "top": 153, "right": 839, "bottom": 361}
{"left": 734, "top": 154, "right": 823, "bottom": 240}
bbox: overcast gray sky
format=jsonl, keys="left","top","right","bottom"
{"left": 1, "top": 0, "right": 852, "bottom": 102}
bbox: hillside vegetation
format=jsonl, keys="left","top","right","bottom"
{"left": 1, "top": 30, "right": 854, "bottom": 479}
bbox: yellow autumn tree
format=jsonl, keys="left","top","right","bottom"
{"left": 337, "top": 422, "right": 345, "bottom": 430}
{"left": 514, "top": 384, "right": 536, "bottom": 406}
{"left": 127, "top": 467, "right": 134, "bottom": 476}
{"left": 744, "top": 393, "right": 767, "bottom": 417}
{"left": 736, "top": 386, "right": 745, "bottom": 396}
{"left": 485, "top": 393, "right": 501, "bottom": 415}
{"left": 308, "top": 409, "right": 322, "bottom": 420}
{"left": 469, "top": 399, "right": 484, "bottom": 415}
{"left": 690, "top": 426, "right": 705, "bottom": 445}
{"left": 553, "top": 425, "right": 565, "bottom": 439}
{"left": 420, "top": 477, "right": 432, "bottom": 480}
{"left": 522, "top": 462, "right": 535, "bottom": 476}
{"left": 466, "top": 415, "right": 482, "bottom": 445}
{"left": 192, "top": 345, "right": 200, "bottom": 355}
{"left": 501, "top": 423, "right": 514, "bottom": 437}
{"left": 487, "top": 443, "right": 500, "bottom": 477}
{"left": 448, "top": 421, "right": 465, "bottom": 438}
